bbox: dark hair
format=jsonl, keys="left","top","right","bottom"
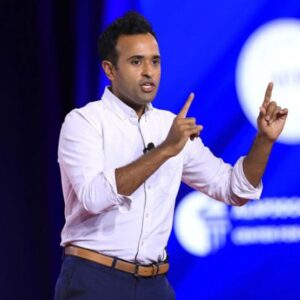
{"left": 98, "top": 11, "right": 157, "bottom": 66}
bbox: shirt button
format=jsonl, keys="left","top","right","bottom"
{"left": 146, "top": 213, "right": 149, "bottom": 218}
{"left": 147, "top": 185, "right": 151, "bottom": 190}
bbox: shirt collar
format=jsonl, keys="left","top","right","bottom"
{"left": 101, "top": 86, "right": 153, "bottom": 120}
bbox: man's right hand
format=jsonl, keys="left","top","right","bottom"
{"left": 115, "top": 93, "right": 203, "bottom": 196}
{"left": 161, "top": 93, "right": 203, "bottom": 157}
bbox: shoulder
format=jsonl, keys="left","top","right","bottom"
{"left": 63, "top": 100, "right": 104, "bottom": 128}
{"left": 59, "top": 100, "right": 107, "bottom": 141}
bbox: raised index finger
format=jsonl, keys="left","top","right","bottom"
{"left": 178, "top": 92, "right": 195, "bottom": 118}
{"left": 262, "top": 82, "right": 273, "bottom": 107}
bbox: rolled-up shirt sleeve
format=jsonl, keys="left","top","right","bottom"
{"left": 58, "top": 110, "right": 131, "bottom": 214}
{"left": 182, "top": 138, "right": 262, "bottom": 205}
{"left": 231, "top": 156, "right": 262, "bottom": 200}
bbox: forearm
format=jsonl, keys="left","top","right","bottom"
{"left": 242, "top": 82, "right": 288, "bottom": 188}
{"left": 243, "top": 134, "right": 274, "bottom": 187}
{"left": 116, "top": 98, "right": 203, "bottom": 196}
{"left": 115, "top": 142, "right": 173, "bottom": 196}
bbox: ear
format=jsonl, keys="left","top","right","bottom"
{"left": 102, "top": 60, "right": 116, "bottom": 81}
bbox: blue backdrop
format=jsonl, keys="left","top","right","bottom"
{"left": 92, "top": 1, "right": 300, "bottom": 299}
{"left": 2, "top": 0, "right": 300, "bottom": 299}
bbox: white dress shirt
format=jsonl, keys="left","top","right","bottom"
{"left": 58, "top": 87, "right": 262, "bottom": 264}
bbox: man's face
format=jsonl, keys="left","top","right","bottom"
{"left": 108, "top": 33, "right": 161, "bottom": 115}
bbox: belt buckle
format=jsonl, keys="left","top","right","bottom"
{"left": 134, "top": 264, "right": 140, "bottom": 277}
{"left": 151, "top": 263, "right": 159, "bottom": 277}
{"left": 134, "top": 262, "right": 162, "bottom": 277}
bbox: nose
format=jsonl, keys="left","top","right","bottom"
{"left": 142, "top": 62, "right": 153, "bottom": 78}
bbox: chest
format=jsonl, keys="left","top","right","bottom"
{"left": 100, "top": 115, "right": 183, "bottom": 190}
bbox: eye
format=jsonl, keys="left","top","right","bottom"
{"left": 152, "top": 58, "right": 161, "bottom": 66}
{"left": 131, "top": 59, "right": 141, "bottom": 65}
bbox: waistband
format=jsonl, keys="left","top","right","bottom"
{"left": 64, "top": 245, "right": 169, "bottom": 277}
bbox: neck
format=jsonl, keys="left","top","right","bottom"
{"left": 110, "top": 86, "right": 146, "bottom": 118}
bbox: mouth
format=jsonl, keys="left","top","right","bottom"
{"left": 140, "top": 81, "right": 156, "bottom": 93}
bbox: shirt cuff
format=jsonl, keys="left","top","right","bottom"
{"left": 103, "top": 169, "right": 132, "bottom": 212}
{"left": 231, "top": 156, "right": 263, "bottom": 200}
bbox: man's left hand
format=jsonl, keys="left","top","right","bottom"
{"left": 257, "top": 82, "right": 288, "bottom": 142}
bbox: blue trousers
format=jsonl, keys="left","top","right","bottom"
{"left": 55, "top": 255, "right": 175, "bottom": 300}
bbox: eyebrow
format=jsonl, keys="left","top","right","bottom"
{"left": 127, "top": 55, "right": 161, "bottom": 61}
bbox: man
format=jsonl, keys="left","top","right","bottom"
{"left": 55, "top": 11, "right": 288, "bottom": 300}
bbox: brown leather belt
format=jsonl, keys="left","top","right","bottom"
{"left": 65, "top": 245, "right": 169, "bottom": 277}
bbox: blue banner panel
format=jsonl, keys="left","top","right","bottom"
{"left": 135, "top": 1, "right": 300, "bottom": 299}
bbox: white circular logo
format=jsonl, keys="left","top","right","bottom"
{"left": 236, "top": 18, "right": 300, "bottom": 144}
{"left": 174, "top": 192, "right": 230, "bottom": 257}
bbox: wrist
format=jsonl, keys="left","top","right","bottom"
{"left": 256, "top": 133, "right": 275, "bottom": 147}
{"left": 157, "top": 141, "right": 178, "bottom": 158}
{"left": 250, "top": 134, "right": 274, "bottom": 161}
